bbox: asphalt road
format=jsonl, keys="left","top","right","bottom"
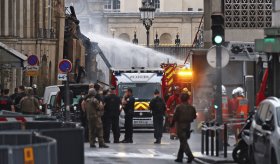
{"left": 84, "top": 132, "right": 203, "bottom": 164}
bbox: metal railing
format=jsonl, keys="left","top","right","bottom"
{"left": 201, "top": 123, "right": 228, "bottom": 158}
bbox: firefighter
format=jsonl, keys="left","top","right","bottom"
{"left": 235, "top": 87, "right": 249, "bottom": 119}
{"left": 84, "top": 88, "right": 108, "bottom": 148}
{"left": 149, "top": 89, "right": 166, "bottom": 144}
{"left": 166, "top": 86, "right": 181, "bottom": 140}
{"left": 229, "top": 89, "right": 238, "bottom": 117}
{"left": 234, "top": 87, "right": 249, "bottom": 142}
{"left": 182, "top": 88, "right": 192, "bottom": 104}
{"left": 211, "top": 85, "right": 229, "bottom": 122}
{"left": 221, "top": 85, "right": 230, "bottom": 122}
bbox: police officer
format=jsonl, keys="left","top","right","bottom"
{"left": 84, "top": 88, "right": 109, "bottom": 148}
{"left": 0, "top": 89, "right": 14, "bottom": 112}
{"left": 172, "top": 93, "right": 196, "bottom": 163}
{"left": 149, "top": 89, "right": 166, "bottom": 144}
{"left": 103, "top": 88, "right": 121, "bottom": 143}
{"left": 121, "top": 88, "right": 135, "bottom": 143}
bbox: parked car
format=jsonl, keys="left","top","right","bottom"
{"left": 249, "top": 97, "right": 280, "bottom": 164}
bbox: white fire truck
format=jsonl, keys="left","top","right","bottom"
{"left": 110, "top": 67, "right": 163, "bottom": 128}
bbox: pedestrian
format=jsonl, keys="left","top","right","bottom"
{"left": 103, "top": 87, "right": 121, "bottom": 143}
{"left": 121, "top": 88, "right": 135, "bottom": 143}
{"left": 14, "top": 85, "right": 26, "bottom": 112}
{"left": 20, "top": 87, "right": 40, "bottom": 114}
{"left": 10, "top": 87, "right": 18, "bottom": 104}
{"left": 149, "top": 89, "right": 166, "bottom": 144}
{"left": 0, "top": 89, "right": 15, "bottom": 112}
{"left": 172, "top": 93, "right": 196, "bottom": 163}
{"left": 83, "top": 88, "right": 109, "bottom": 148}
{"left": 94, "top": 83, "right": 103, "bottom": 102}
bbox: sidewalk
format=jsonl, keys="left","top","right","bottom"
{"left": 194, "top": 151, "right": 235, "bottom": 164}
{"left": 189, "top": 134, "right": 236, "bottom": 164}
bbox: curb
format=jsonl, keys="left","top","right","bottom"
{"left": 196, "top": 157, "right": 235, "bottom": 164}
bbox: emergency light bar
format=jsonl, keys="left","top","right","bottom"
{"left": 112, "top": 69, "right": 163, "bottom": 76}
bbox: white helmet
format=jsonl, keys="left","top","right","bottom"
{"left": 232, "top": 89, "right": 237, "bottom": 95}
{"left": 235, "top": 87, "right": 244, "bottom": 96}
{"left": 222, "top": 85, "right": 227, "bottom": 96}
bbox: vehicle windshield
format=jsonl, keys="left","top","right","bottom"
{"left": 277, "top": 107, "right": 280, "bottom": 127}
{"left": 118, "top": 83, "right": 161, "bottom": 101}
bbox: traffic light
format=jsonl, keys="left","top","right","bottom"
{"left": 211, "top": 13, "right": 225, "bottom": 45}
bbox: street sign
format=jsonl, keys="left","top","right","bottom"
{"left": 27, "top": 55, "right": 39, "bottom": 66}
{"left": 59, "top": 59, "right": 72, "bottom": 73}
{"left": 255, "top": 38, "right": 280, "bottom": 53}
{"left": 25, "top": 66, "right": 39, "bottom": 76}
{"left": 207, "top": 46, "right": 230, "bottom": 68}
{"left": 57, "top": 74, "right": 67, "bottom": 81}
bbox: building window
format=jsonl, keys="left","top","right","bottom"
{"left": 104, "top": 0, "right": 120, "bottom": 12}
{"left": 155, "top": 0, "right": 160, "bottom": 10}
{"left": 104, "top": 1, "right": 112, "bottom": 10}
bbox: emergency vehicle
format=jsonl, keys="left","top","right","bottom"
{"left": 110, "top": 67, "right": 163, "bottom": 128}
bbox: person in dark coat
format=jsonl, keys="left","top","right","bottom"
{"left": 172, "top": 93, "right": 197, "bottom": 163}
{"left": 14, "top": 86, "right": 26, "bottom": 112}
{"left": 103, "top": 88, "right": 121, "bottom": 143}
{"left": 121, "top": 88, "right": 135, "bottom": 143}
{"left": 149, "top": 89, "right": 166, "bottom": 144}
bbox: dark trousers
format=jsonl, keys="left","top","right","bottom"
{"left": 124, "top": 115, "right": 133, "bottom": 141}
{"left": 177, "top": 131, "right": 194, "bottom": 160}
{"left": 153, "top": 116, "right": 164, "bottom": 140}
{"left": 103, "top": 115, "right": 120, "bottom": 142}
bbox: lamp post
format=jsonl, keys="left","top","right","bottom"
{"left": 154, "top": 31, "right": 159, "bottom": 47}
{"left": 175, "top": 33, "right": 181, "bottom": 47}
{"left": 132, "top": 31, "right": 138, "bottom": 44}
{"left": 139, "top": 1, "right": 155, "bottom": 47}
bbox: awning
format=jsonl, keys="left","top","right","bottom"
{"left": 0, "top": 42, "right": 27, "bottom": 67}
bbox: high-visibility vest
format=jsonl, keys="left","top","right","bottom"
{"left": 236, "top": 97, "right": 249, "bottom": 119}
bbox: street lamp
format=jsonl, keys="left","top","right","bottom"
{"left": 154, "top": 31, "right": 159, "bottom": 47}
{"left": 132, "top": 31, "right": 139, "bottom": 44}
{"left": 175, "top": 33, "right": 181, "bottom": 47}
{"left": 139, "top": 1, "right": 155, "bottom": 47}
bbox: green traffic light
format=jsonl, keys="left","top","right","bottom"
{"left": 214, "top": 35, "right": 223, "bottom": 44}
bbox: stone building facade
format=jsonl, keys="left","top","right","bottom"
{"left": 0, "top": 0, "right": 66, "bottom": 93}
{"left": 66, "top": 0, "right": 204, "bottom": 46}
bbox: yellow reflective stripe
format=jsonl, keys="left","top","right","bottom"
{"left": 134, "top": 102, "right": 150, "bottom": 110}
{"left": 165, "top": 67, "right": 173, "bottom": 74}
{"left": 167, "top": 72, "right": 174, "bottom": 79}
{"left": 167, "top": 79, "right": 173, "bottom": 85}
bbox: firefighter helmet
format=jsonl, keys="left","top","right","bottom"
{"left": 222, "top": 85, "right": 227, "bottom": 95}
{"left": 235, "top": 87, "right": 244, "bottom": 97}
{"left": 182, "top": 88, "right": 191, "bottom": 95}
{"left": 232, "top": 89, "right": 237, "bottom": 95}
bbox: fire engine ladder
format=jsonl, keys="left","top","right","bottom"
{"left": 184, "top": 14, "right": 204, "bottom": 64}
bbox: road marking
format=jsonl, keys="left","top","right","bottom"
{"left": 85, "top": 149, "right": 176, "bottom": 160}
